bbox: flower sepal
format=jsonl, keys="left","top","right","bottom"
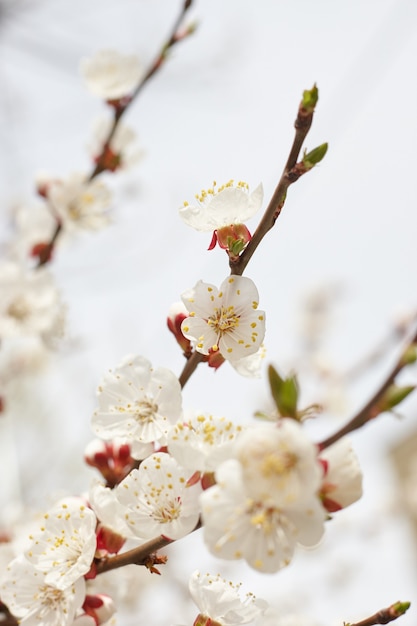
{"left": 193, "top": 615, "right": 222, "bottom": 626}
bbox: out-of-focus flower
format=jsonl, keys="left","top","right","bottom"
{"left": 0, "top": 261, "right": 65, "bottom": 342}
{"left": 25, "top": 497, "right": 97, "bottom": 590}
{"left": 229, "top": 344, "right": 266, "bottom": 378}
{"left": 179, "top": 180, "right": 263, "bottom": 232}
{"left": 167, "top": 413, "right": 242, "bottom": 473}
{"left": 200, "top": 459, "right": 326, "bottom": 573}
{"left": 0, "top": 556, "right": 85, "bottom": 626}
{"left": 80, "top": 49, "right": 144, "bottom": 100}
{"left": 47, "top": 173, "right": 112, "bottom": 233}
{"left": 235, "top": 420, "right": 322, "bottom": 507}
{"left": 88, "top": 117, "right": 144, "bottom": 171}
{"left": 189, "top": 570, "right": 268, "bottom": 626}
{"left": 9, "top": 203, "right": 57, "bottom": 260}
{"left": 319, "top": 438, "right": 363, "bottom": 512}
{"left": 116, "top": 452, "right": 201, "bottom": 540}
{"left": 91, "top": 355, "right": 182, "bottom": 459}
{"left": 82, "top": 594, "right": 116, "bottom": 626}
{"left": 181, "top": 276, "right": 265, "bottom": 363}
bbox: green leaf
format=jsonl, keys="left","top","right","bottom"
{"left": 379, "top": 384, "right": 415, "bottom": 412}
{"left": 303, "top": 143, "right": 328, "bottom": 169}
{"left": 301, "top": 84, "right": 319, "bottom": 112}
{"left": 268, "top": 365, "right": 299, "bottom": 418}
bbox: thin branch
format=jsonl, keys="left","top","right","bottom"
{"left": 95, "top": 535, "right": 172, "bottom": 575}
{"left": 179, "top": 350, "right": 204, "bottom": 388}
{"left": 319, "top": 327, "right": 417, "bottom": 449}
{"left": 345, "top": 601, "right": 410, "bottom": 626}
{"left": 230, "top": 91, "right": 317, "bottom": 277}
{"left": 38, "top": 0, "right": 195, "bottom": 262}
{"left": 89, "top": 0, "right": 194, "bottom": 181}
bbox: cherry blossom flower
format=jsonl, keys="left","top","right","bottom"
{"left": 91, "top": 355, "right": 182, "bottom": 458}
{"left": 88, "top": 117, "right": 144, "bottom": 171}
{"left": 235, "top": 420, "right": 322, "bottom": 507}
{"left": 319, "top": 438, "right": 363, "bottom": 512}
{"left": 181, "top": 276, "right": 265, "bottom": 362}
{"left": 116, "top": 452, "right": 201, "bottom": 540}
{"left": 80, "top": 49, "right": 144, "bottom": 100}
{"left": 179, "top": 180, "right": 263, "bottom": 232}
{"left": 0, "top": 261, "right": 64, "bottom": 341}
{"left": 24, "top": 497, "right": 97, "bottom": 590}
{"left": 189, "top": 570, "right": 268, "bottom": 626}
{"left": 200, "top": 459, "right": 326, "bottom": 573}
{"left": 0, "top": 556, "right": 85, "bottom": 626}
{"left": 167, "top": 413, "right": 243, "bottom": 473}
{"left": 88, "top": 478, "right": 134, "bottom": 541}
{"left": 47, "top": 172, "right": 112, "bottom": 233}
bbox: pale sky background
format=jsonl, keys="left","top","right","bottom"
{"left": 1, "top": 0, "right": 417, "bottom": 624}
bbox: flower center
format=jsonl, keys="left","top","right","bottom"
{"left": 260, "top": 451, "right": 298, "bottom": 478}
{"left": 39, "top": 585, "right": 65, "bottom": 610}
{"left": 184, "top": 179, "right": 249, "bottom": 207}
{"left": 207, "top": 305, "right": 239, "bottom": 335}
{"left": 152, "top": 499, "right": 181, "bottom": 523}
{"left": 7, "top": 296, "right": 30, "bottom": 321}
{"left": 133, "top": 398, "right": 158, "bottom": 423}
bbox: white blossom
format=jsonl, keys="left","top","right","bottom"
{"left": 200, "top": 459, "right": 325, "bottom": 573}
{"left": 319, "top": 438, "right": 363, "bottom": 511}
{"left": 88, "top": 117, "right": 144, "bottom": 170}
{"left": 0, "top": 261, "right": 64, "bottom": 341}
{"left": 229, "top": 344, "right": 266, "bottom": 378}
{"left": 235, "top": 420, "right": 322, "bottom": 507}
{"left": 0, "top": 556, "right": 85, "bottom": 626}
{"left": 181, "top": 276, "right": 265, "bottom": 362}
{"left": 179, "top": 180, "right": 263, "bottom": 232}
{"left": 88, "top": 478, "right": 134, "bottom": 539}
{"left": 91, "top": 355, "right": 182, "bottom": 458}
{"left": 25, "top": 497, "right": 97, "bottom": 590}
{"left": 189, "top": 570, "right": 268, "bottom": 626}
{"left": 167, "top": 413, "right": 243, "bottom": 473}
{"left": 47, "top": 172, "right": 112, "bottom": 232}
{"left": 116, "top": 452, "right": 201, "bottom": 540}
{"left": 80, "top": 49, "right": 144, "bottom": 100}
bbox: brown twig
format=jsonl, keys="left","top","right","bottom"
{"left": 89, "top": 0, "right": 195, "bottom": 180}
{"left": 95, "top": 534, "right": 172, "bottom": 575}
{"left": 178, "top": 350, "right": 204, "bottom": 388}
{"left": 38, "top": 0, "right": 195, "bottom": 263}
{"left": 345, "top": 601, "right": 410, "bottom": 626}
{"left": 230, "top": 89, "right": 318, "bottom": 277}
{"left": 319, "top": 327, "right": 417, "bottom": 449}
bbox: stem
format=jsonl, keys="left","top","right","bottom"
{"left": 346, "top": 601, "right": 410, "bottom": 626}
{"left": 89, "top": 0, "right": 194, "bottom": 181}
{"left": 319, "top": 327, "right": 417, "bottom": 449}
{"left": 39, "top": 0, "right": 195, "bottom": 260}
{"left": 230, "top": 99, "right": 315, "bottom": 277}
{"left": 96, "top": 535, "right": 172, "bottom": 575}
{"left": 179, "top": 351, "right": 204, "bottom": 388}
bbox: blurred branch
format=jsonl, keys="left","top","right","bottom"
{"left": 319, "top": 326, "right": 417, "bottom": 449}
{"left": 345, "top": 601, "right": 410, "bottom": 626}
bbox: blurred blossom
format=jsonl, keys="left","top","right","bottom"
{"left": 189, "top": 570, "right": 268, "bottom": 626}
{"left": 89, "top": 117, "right": 144, "bottom": 171}
{"left": 47, "top": 172, "right": 112, "bottom": 233}
{"left": 0, "top": 261, "right": 65, "bottom": 342}
{"left": 80, "top": 49, "right": 144, "bottom": 100}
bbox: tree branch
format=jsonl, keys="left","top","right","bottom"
{"left": 230, "top": 87, "right": 318, "bottom": 277}
{"left": 319, "top": 327, "right": 417, "bottom": 449}
{"left": 345, "top": 601, "right": 410, "bottom": 626}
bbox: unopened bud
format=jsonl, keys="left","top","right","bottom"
{"left": 303, "top": 143, "right": 328, "bottom": 170}
{"left": 301, "top": 84, "right": 319, "bottom": 113}
{"left": 378, "top": 384, "right": 415, "bottom": 413}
